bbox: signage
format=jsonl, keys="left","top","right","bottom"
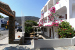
{"left": 1, "top": 20, "right": 7, "bottom": 24}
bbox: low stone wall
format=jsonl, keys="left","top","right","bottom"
{"left": 34, "top": 38, "right": 75, "bottom": 49}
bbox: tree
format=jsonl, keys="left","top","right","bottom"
{"left": 25, "top": 20, "right": 38, "bottom": 37}
{"left": 0, "top": 15, "right": 4, "bottom": 18}
{"left": 58, "top": 21, "right": 75, "bottom": 38}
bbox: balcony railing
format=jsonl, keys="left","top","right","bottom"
{"left": 44, "top": 11, "right": 48, "bottom": 18}
{"left": 54, "top": 0, "right": 67, "bottom": 11}
{"left": 43, "top": 0, "right": 67, "bottom": 18}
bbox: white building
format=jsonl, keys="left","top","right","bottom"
{"left": 38, "top": 0, "right": 75, "bottom": 39}
{"left": 15, "top": 21, "right": 19, "bottom": 28}
{"left": 0, "top": 18, "right": 7, "bottom": 29}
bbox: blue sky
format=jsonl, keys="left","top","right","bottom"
{"left": 0, "top": 0, "right": 48, "bottom": 18}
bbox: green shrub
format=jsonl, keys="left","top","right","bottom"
{"left": 25, "top": 20, "right": 38, "bottom": 37}
{"left": 58, "top": 21, "right": 75, "bottom": 38}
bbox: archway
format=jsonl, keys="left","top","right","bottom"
{"left": 0, "top": 1, "right": 15, "bottom": 44}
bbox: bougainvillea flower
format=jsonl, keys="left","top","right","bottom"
{"left": 61, "top": 21, "right": 63, "bottom": 22}
{"left": 56, "top": 2, "right": 59, "bottom": 4}
{"left": 61, "top": 20, "right": 63, "bottom": 22}
{"left": 55, "top": 20, "right": 57, "bottom": 21}
{"left": 48, "top": 21, "right": 50, "bottom": 23}
{"left": 70, "top": 33, "right": 71, "bottom": 34}
{"left": 56, "top": 25, "right": 58, "bottom": 26}
{"left": 61, "top": 20, "right": 62, "bottom": 21}
{"left": 51, "top": 17, "right": 54, "bottom": 20}
{"left": 71, "top": 26, "right": 72, "bottom": 27}
{"left": 48, "top": 15, "right": 50, "bottom": 17}
{"left": 50, "top": 14, "right": 52, "bottom": 16}
{"left": 50, "top": 7, "right": 56, "bottom": 13}
{"left": 41, "top": 14, "right": 43, "bottom": 15}
{"left": 63, "top": 29, "right": 64, "bottom": 30}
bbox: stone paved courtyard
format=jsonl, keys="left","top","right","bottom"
{"left": 35, "top": 46, "right": 75, "bottom": 50}
{"left": 0, "top": 45, "right": 75, "bottom": 50}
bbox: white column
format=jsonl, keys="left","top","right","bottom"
{"left": 37, "top": 28, "right": 39, "bottom": 37}
{"left": 53, "top": 0, "right": 56, "bottom": 5}
{"left": 41, "top": 11, "right": 42, "bottom": 18}
{"left": 47, "top": 3, "right": 48, "bottom": 11}
{"left": 43, "top": 9, "right": 44, "bottom": 17}
{"left": 34, "top": 28, "right": 35, "bottom": 39}
{"left": 47, "top": 17, "right": 48, "bottom": 23}
{"left": 67, "top": 0, "right": 72, "bottom": 22}
{"left": 43, "top": 9, "right": 44, "bottom": 24}
{"left": 47, "top": 4, "right": 48, "bottom": 23}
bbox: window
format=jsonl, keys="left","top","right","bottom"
{"left": 1, "top": 24, "right": 5, "bottom": 27}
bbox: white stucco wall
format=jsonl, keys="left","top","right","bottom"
{"left": 44, "top": 27, "right": 48, "bottom": 37}
{"left": 51, "top": 28, "right": 53, "bottom": 39}
{"left": 44, "top": 26, "right": 59, "bottom": 39}
{"left": 44, "top": 27, "right": 49, "bottom": 37}
{"left": 70, "top": 18, "right": 75, "bottom": 30}
{"left": 34, "top": 38, "right": 74, "bottom": 49}
{"left": 68, "top": 4, "right": 75, "bottom": 30}
{"left": 44, "top": 27, "right": 53, "bottom": 37}
{"left": 54, "top": 26, "right": 58, "bottom": 39}
{"left": 72, "top": 5, "right": 75, "bottom": 18}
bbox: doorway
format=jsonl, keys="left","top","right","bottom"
{"left": 49, "top": 28, "right": 51, "bottom": 37}
{"left": 65, "top": 14, "right": 67, "bottom": 19}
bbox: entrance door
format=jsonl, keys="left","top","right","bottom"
{"left": 65, "top": 14, "right": 67, "bottom": 19}
{"left": 49, "top": 28, "right": 51, "bottom": 37}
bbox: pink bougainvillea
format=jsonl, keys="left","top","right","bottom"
{"left": 56, "top": 24, "right": 58, "bottom": 26}
{"left": 51, "top": 17, "right": 54, "bottom": 20}
{"left": 55, "top": 20, "right": 57, "bottom": 21}
{"left": 61, "top": 20, "right": 63, "bottom": 22}
{"left": 41, "top": 13, "right": 44, "bottom": 16}
{"left": 48, "top": 21, "right": 50, "bottom": 23}
{"left": 45, "top": 21, "right": 59, "bottom": 27}
{"left": 50, "top": 7, "right": 56, "bottom": 13}
{"left": 50, "top": 14, "right": 52, "bottom": 16}
{"left": 39, "top": 24, "right": 43, "bottom": 26}
{"left": 56, "top": 2, "right": 59, "bottom": 4}
{"left": 38, "top": 22, "right": 40, "bottom": 26}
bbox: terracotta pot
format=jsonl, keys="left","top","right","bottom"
{"left": 18, "top": 35, "right": 20, "bottom": 38}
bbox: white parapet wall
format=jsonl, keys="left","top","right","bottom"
{"left": 34, "top": 38, "right": 75, "bottom": 49}
{"left": 70, "top": 18, "right": 75, "bottom": 30}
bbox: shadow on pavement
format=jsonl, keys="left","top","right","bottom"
{"left": 24, "top": 40, "right": 31, "bottom": 45}
{"left": 0, "top": 44, "right": 8, "bottom": 46}
{"left": 3, "top": 45, "right": 34, "bottom": 50}
{"left": 40, "top": 48, "right": 55, "bottom": 50}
